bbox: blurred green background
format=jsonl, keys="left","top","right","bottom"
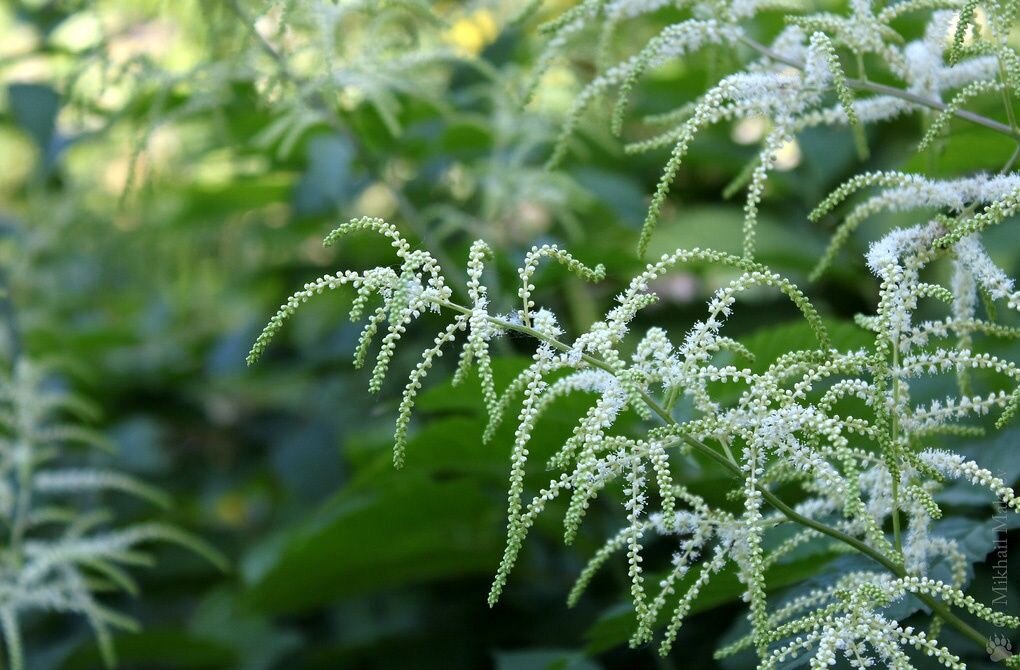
{"left": 0, "top": 1, "right": 1017, "bottom": 668}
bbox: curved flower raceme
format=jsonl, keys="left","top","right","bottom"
{"left": 250, "top": 1, "right": 1020, "bottom": 666}
{"left": 536, "top": 0, "right": 1020, "bottom": 260}
{"left": 251, "top": 215, "right": 1019, "bottom": 668}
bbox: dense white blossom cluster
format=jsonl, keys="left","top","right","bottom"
{"left": 251, "top": 205, "right": 1020, "bottom": 666}
{"left": 539, "top": 0, "right": 1020, "bottom": 261}
{"left": 249, "top": 0, "right": 1020, "bottom": 666}
{"left": 0, "top": 361, "right": 224, "bottom": 670}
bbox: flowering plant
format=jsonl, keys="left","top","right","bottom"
{"left": 250, "top": 0, "right": 1020, "bottom": 666}
{"left": 0, "top": 359, "right": 225, "bottom": 670}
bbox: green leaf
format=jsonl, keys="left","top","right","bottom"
{"left": 189, "top": 590, "right": 302, "bottom": 670}
{"left": 647, "top": 206, "right": 827, "bottom": 273}
{"left": 494, "top": 649, "right": 600, "bottom": 670}
{"left": 901, "top": 128, "right": 1016, "bottom": 178}
{"left": 7, "top": 83, "right": 59, "bottom": 152}
{"left": 242, "top": 477, "right": 503, "bottom": 614}
{"left": 417, "top": 356, "right": 532, "bottom": 414}
{"left": 347, "top": 417, "right": 506, "bottom": 484}
{"left": 293, "top": 133, "right": 358, "bottom": 216}
{"left": 62, "top": 630, "right": 237, "bottom": 670}
{"left": 740, "top": 318, "right": 873, "bottom": 373}
{"left": 440, "top": 118, "right": 493, "bottom": 156}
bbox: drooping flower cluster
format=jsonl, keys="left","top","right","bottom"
{"left": 250, "top": 211, "right": 1019, "bottom": 667}
{"left": 248, "top": 0, "right": 1020, "bottom": 666}
{"left": 0, "top": 361, "right": 224, "bottom": 670}
{"left": 535, "top": 0, "right": 1020, "bottom": 260}
{"left": 810, "top": 171, "right": 1020, "bottom": 280}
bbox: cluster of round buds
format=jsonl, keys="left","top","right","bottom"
{"left": 921, "top": 449, "right": 1020, "bottom": 511}
{"left": 249, "top": 203, "right": 1020, "bottom": 669}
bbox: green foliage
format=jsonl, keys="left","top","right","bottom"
{"left": 0, "top": 361, "right": 225, "bottom": 669}
{"left": 3, "top": 0, "right": 1020, "bottom": 668}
